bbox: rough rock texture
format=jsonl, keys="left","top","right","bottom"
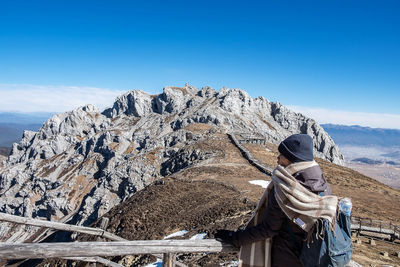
{"left": 0, "top": 155, "right": 5, "bottom": 168}
{"left": 0, "top": 85, "right": 344, "bottom": 242}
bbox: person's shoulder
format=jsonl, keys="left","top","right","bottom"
{"left": 299, "top": 163, "right": 323, "bottom": 176}
{"left": 294, "top": 164, "right": 329, "bottom": 193}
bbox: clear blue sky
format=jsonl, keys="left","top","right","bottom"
{"left": 1, "top": 1, "right": 399, "bottom": 127}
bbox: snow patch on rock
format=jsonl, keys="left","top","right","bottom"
{"left": 163, "top": 230, "right": 189, "bottom": 239}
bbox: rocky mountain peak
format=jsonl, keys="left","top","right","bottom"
{"left": 9, "top": 104, "right": 108, "bottom": 164}
{"left": 103, "top": 90, "right": 152, "bottom": 118}
{"left": 0, "top": 85, "right": 344, "bottom": 243}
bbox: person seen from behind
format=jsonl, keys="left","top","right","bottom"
{"left": 215, "top": 133, "right": 338, "bottom": 267}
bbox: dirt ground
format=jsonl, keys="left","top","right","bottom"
{"left": 318, "top": 158, "right": 400, "bottom": 225}
{"left": 101, "top": 178, "right": 255, "bottom": 266}
{"left": 173, "top": 134, "right": 271, "bottom": 203}
{"left": 351, "top": 235, "right": 400, "bottom": 266}
{"left": 36, "top": 131, "right": 400, "bottom": 266}
{"left": 109, "top": 134, "right": 400, "bottom": 266}
{"left": 39, "top": 178, "right": 256, "bottom": 267}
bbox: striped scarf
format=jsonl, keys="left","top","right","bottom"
{"left": 238, "top": 161, "right": 338, "bottom": 267}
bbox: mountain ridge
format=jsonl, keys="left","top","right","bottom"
{"left": 321, "top": 123, "right": 400, "bottom": 148}
{"left": 0, "top": 85, "right": 343, "bottom": 245}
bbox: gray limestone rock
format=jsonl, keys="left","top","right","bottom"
{"left": 0, "top": 85, "right": 344, "bottom": 241}
{"left": 103, "top": 90, "right": 153, "bottom": 118}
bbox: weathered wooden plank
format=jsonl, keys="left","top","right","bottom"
{"left": 96, "top": 217, "right": 110, "bottom": 242}
{"left": 351, "top": 223, "right": 396, "bottom": 235}
{"left": 0, "top": 213, "right": 191, "bottom": 266}
{"left": 94, "top": 257, "right": 125, "bottom": 267}
{"left": 0, "top": 212, "right": 124, "bottom": 241}
{"left": 29, "top": 207, "right": 80, "bottom": 243}
{"left": 63, "top": 257, "right": 124, "bottom": 267}
{"left": 6, "top": 225, "right": 27, "bottom": 243}
{"left": 0, "top": 240, "right": 237, "bottom": 259}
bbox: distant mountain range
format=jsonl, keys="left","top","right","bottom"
{"left": 0, "top": 112, "right": 52, "bottom": 149}
{"left": 381, "top": 151, "right": 400, "bottom": 160}
{"left": 351, "top": 157, "right": 399, "bottom": 166}
{"left": 0, "top": 112, "right": 53, "bottom": 124}
{"left": 0, "top": 123, "right": 43, "bottom": 147}
{"left": 322, "top": 124, "right": 400, "bottom": 187}
{"left": 321, "top": 124, "right": 400, "bottom": 148}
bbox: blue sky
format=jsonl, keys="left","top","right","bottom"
{"left": 1, "top": 1, "right": 399, "bottom": 128}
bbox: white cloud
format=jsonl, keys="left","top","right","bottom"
{"left": 288, "top": 105, "right": 400, "bottom": 130}
{"left": 0, "top": 84, "right": 126, "bottom": 113}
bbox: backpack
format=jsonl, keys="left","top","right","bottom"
{"left": 298, "top": 210, "right": 353, "bottom": 267}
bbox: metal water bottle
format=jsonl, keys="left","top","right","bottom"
{"left": 339, "top": 197, "right": 352, "bottom": 216}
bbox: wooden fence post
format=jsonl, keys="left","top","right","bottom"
{"left": 89, "top": 217, "right": 111, "bottom": 267}
{"left": 97, "top": 217, "right": 110, "bottom": 242}
{"left": 163, "top": 253, "right": 176, "bottom": 267}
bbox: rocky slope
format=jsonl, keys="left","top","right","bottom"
{"left": 0, "top": 85, "right": 344, "bottom": 243}
{"left": 40, "top": 133, "right": 400, "bottom": 266}
{"left": 0, "top": 155, "right": 5, "bottom": 168}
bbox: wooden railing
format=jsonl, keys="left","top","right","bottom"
{"left": 0, "top": 212, "right": 234, "bottom": 267}
{"left": 0, "top": 212, "right": 129, "bottom": 267}
{"left": 228, "top": 133, "right": 273, "bottom": 176}
{"left": 0, "top": 239, "right": 236, "bottom": 259}
{"left": 0, "top": 212, "right": 124, "bottom": 241}
{"left": 351, "top": 216, "right": 400, "bottom": 241}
